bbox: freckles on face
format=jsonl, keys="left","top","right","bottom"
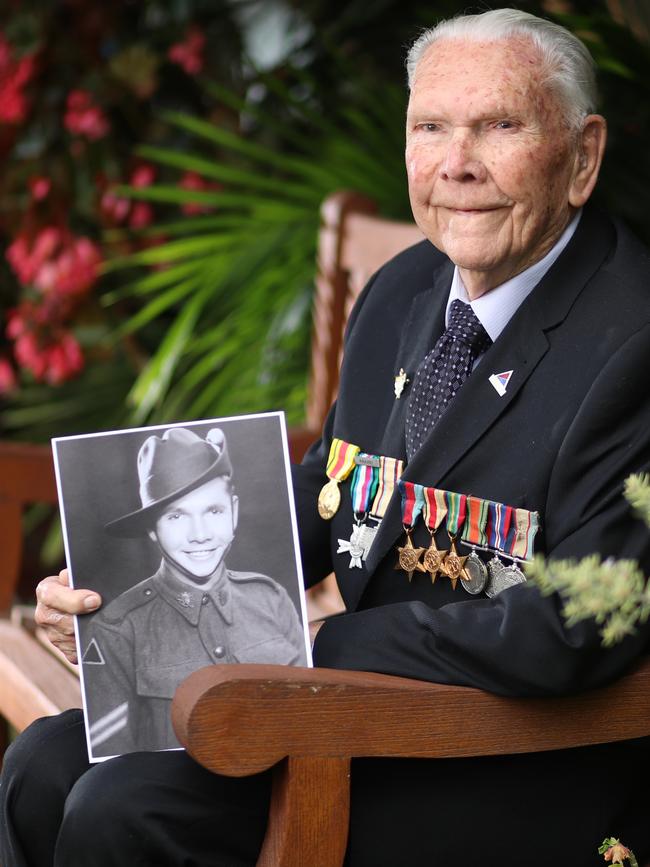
{"left": 405, "top": 37, "right": 578, "bottom": 294}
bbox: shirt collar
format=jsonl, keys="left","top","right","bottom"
{"left": 446, "top": 209, "right": 582, "bottom": 342}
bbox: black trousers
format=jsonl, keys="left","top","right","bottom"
{"left": 2, "top": 709, "right": 650, "bottom": 867}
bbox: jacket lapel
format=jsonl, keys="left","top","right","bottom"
{"left": 362, "top": 205, "right": 616, "bottom": 585}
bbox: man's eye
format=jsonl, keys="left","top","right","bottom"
{"left": 166, "top": 513, "right": 181, "bottom": 521}
{"left": 418, "top": 122, "right": 440, "bottom": 132}
{"left": 209, "top": 506, "right": 224, "bottom": 514}
{"left": 494, "top": 120, "right": 515, "bottom": 130}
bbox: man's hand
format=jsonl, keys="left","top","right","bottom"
{"left": 35, "top": 569, "right": 101, "bottom": 665}
{"left": 309, "top": 619, "right": 324, "bottom": 648}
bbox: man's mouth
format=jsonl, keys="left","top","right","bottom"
{"left": 183, "top": 548, "right": 219, "bottom": 560}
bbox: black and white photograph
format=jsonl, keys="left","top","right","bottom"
{"left": 52, "top": 412, "right": 311, "bottom": 762}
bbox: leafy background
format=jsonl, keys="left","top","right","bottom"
{"left": 1, "top": 0, "right": 649, "bottom": 445}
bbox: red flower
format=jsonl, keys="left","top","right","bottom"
{"left": 168, "top": 26, "right": 205, "bottom": 75}
{"left": 6, "top": 228, "right": 102, "bottom": 297}
{"left": 99, "top": 163, "right": 156, "bottom": 227}
{"left": 128, "top": 201, "right": 154, "bottom": 229}
{"left": 64, "top": 89, "right": 110, "bottom": 141}
{"left": 0, "top": 357, "right": 17, "bottom": 394}
{"left": 130, "top": 163, "right": 156, "bottom": 188}
{"left": 100, "top": 188, "right": 131, "bottom": 223}
{"left": 178, "top": 170, "right": 220, "bottom": 215}
{"left": 0, "top": 33, "right": 36, "bottom": 125}
{"left": 6, "top": 301, "right": 84, "bottom": 385}
{"left": 29, "top": 175, "right": 52, "bottom": 201}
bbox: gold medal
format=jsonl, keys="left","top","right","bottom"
{"left": 318, "top": 478, "right": 342, "bottom": 520}
{"left": 318, "top": 439, "right": 360, "bottom": 520}
{"left": 440, "top": 539, "right": 469, "bottom": 590}
{"left": 422, "top": 533, "right": 447, "bottom": 584}
{"left": 395, "top": 531, "right": 426, "bottom": 582}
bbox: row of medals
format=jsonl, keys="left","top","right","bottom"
{"left": 320, "top": 475, "right": 527, "bottom": 597}
{"left": 396, "top": 531, "right": 526, "bottom": 597}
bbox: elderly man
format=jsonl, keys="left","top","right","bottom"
{"left": 2, "top": 9, "right": 649, "bottom": 867}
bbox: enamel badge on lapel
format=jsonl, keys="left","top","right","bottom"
{"left": 394, "top": 368, "right": 410, "bottom": 399}
{"left": 489, "top": 370, "right": 513, "bottom": 397}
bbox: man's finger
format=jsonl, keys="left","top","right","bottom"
{"left": 35, "top": 574, "right": 101, "bottom": 616}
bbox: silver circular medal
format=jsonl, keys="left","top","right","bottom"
{"left": 460, "top": 550, "right": 488, "bottom": 595}
{"left": 486, "top": 557, "right": 527, "bottom": 597}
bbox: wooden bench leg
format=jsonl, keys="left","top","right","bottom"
{"left": 257, "top": 756, "right": 351, "bottom": 867}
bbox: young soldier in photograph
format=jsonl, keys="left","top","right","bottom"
{"left": 82, "top": 426, "right": 307, "bottom": 756}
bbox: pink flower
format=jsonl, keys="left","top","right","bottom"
{"left": 128, "top": 201, "right": 154, "bottom": 229}
{"left": 29, "top": 175, "right": 52, "bottom": 201}
{"left": 168, "top": 27, "right": 205, "bottom": 75}
{"left": 6, "top": 228, "right": 101, "bottom": 297}
{"left": 6, "top": 302, "right": 84, "bottom": 385}
{"left": 100, "top": 188, "right": 131, "bottom": 223}
{"left": 0, "top": 357, "right": 17, "bottom": 394}
{"left": 64, "top": 89, "right": 110, "bottom": 141}
{"left": 130, "top": 163, "right": 156, "bottom": 188}
{"left": 178, "top": 171, "right": 220, "bottom": 215}
{"left": 603, "top": 841, "right": 633, "bottom": 863}
{"left": 0, "top": 34, "right": 36, "bottom": 125}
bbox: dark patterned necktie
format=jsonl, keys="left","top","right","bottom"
{"left": 405, "top": 299, "right": 492, "bottom": 459}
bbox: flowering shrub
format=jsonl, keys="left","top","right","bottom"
{"left": 0, "top": 1, "right": 243, "bottom": 404}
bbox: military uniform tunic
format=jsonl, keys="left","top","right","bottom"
{"left": 81, "top": 561, "right": 307, "bottom": 757}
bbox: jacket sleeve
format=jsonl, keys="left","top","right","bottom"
{"left": 312, "top": 324, "right": 650, "bottom": 697}
{"left": 81, "top": 616, "right": 138, "bottom": 756}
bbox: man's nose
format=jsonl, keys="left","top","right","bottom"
{"left": 438, "top": 131, "right": 487, "bottom": 182}
{"left": 188, "top": 515, "right": 212, "bottom": 541}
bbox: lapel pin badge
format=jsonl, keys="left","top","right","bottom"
{"left": 489, "top": 370, "right": 513, "bottom": 397}
{"left": 394, "top": 368, "right": 410, "bottom": 399}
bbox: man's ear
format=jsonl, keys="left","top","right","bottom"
{"left": 231, "top": 494, "right": 239, "bottom": 532}
{"left": 569, "top": 114, "right": 607, "bottom": 208}
{"left": 148, "top": 529, "right": 157, "bottom": 543}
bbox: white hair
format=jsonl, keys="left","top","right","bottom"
{"left": 406, "top": 8, "right": 598, "bottom": 131}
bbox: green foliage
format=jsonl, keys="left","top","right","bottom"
{"left": 527, "top": 475, "right": 650, "bottom": 646}
{"left": 100, "top": 74, "right": 409, "bottom": 427}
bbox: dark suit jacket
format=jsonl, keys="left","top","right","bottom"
{"left": 294, "top": 204, "right": 650, "bottom": 696}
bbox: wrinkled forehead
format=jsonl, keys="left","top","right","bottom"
{"left": 407, "top": 36, "right": 567, "bottom": 129}
{"left": 410, "top": 35, "right": 546, "bottom": 100}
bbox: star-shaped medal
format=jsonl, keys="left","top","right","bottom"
{"left": 394, "top": 368, "right": 410, "bottom": 399}
{"left": 395, "top": 531, "right": 425, "bottom": 582}
{"left": 439, "top": 539, "right": 469, "bottom": 590}
{"left": 422, "top": 535, "right": 448, "bottom": 584}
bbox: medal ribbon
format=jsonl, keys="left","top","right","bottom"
{"left": 461, "top": 495, "right": 489, "bottom": 547}
{"left": 370, "top": 457, "right": 404, "bottom": 519}
{"left": 350, "top": 457, "right": 379, "bottom": 518}
{"left": 325, "top": 438, "right": 360, "bottom": 482}
{"left": 398, "top": 480, "right": 425, "bottom": 528}
{"left": 485, "top": 501, "right": 513, "bottom": 552}
{"left": 508, "top": 508, "right": 540, "bottom": 561}
{"left": 422, "top": 487, "right": 448, "bottom": 532}
{"left": 444, "top": 490, "right": 467, "bottom": 537}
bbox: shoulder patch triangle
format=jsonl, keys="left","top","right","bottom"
{"left": 82, "top": 637, "right": 105, "bottom": 665}
{"left": 488, "top": 370, "right": 514, "bottom": 397}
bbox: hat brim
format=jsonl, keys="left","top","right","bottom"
{"left": 104, "top": 457, "right": 230, "bottom": 539}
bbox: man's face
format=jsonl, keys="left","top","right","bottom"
{"left": 149, "top": 476, "right": 238, "bottom": 582}
{"left": 405, "top": 37, "right": 599, "bottom": 297}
